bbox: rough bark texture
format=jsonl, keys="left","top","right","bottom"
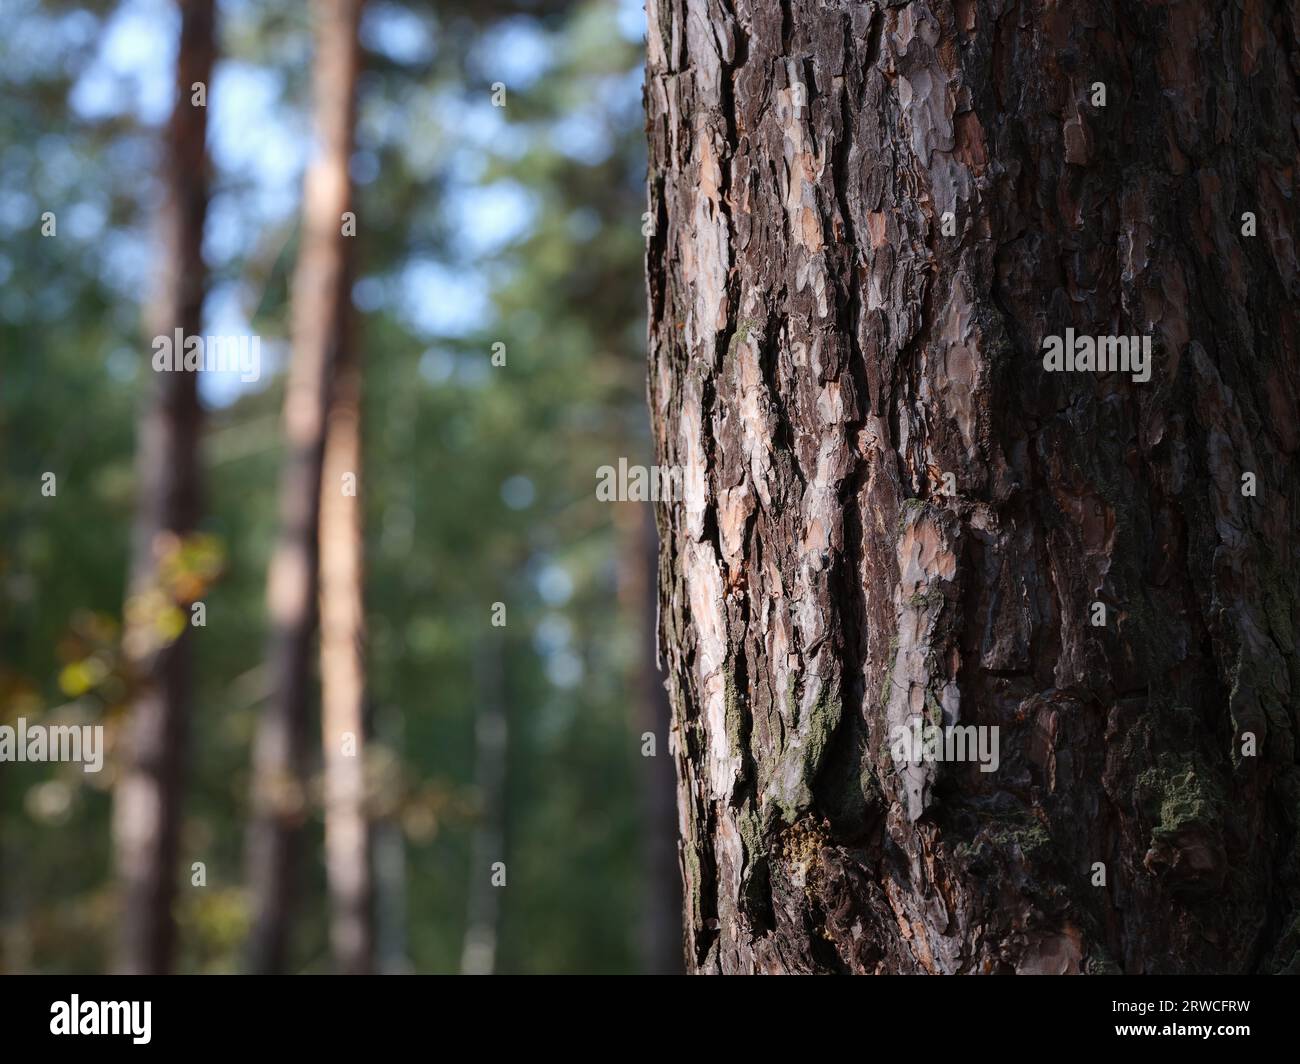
{"left": 645, "top": 0, "right": 1300, "bottom": 974}
{"left": 246, "top": 0, "right": 364, "bottom": 974}
{"left": 112, "top": 0, "right": 215, "bottom": 975}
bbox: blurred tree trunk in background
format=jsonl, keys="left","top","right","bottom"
{"left": 247, "top": 0, "right": 366, "bottom": 974}
{"left": 615, "top": 503, "right": 682, "bottom": 972}
{"left": 645, "top": 0, "right": 1300, "bottom": 973}
{"left": 460, "top": 635, "right": 508, "bottom": 975}
{"left": 111, "top": 0, "right": 215, "bottom": 976}
{"left": 372, "top": 803, "right": 411, "bottom": 973}
{"left": 319, "top": 262, "right": 372, "bottom": 973}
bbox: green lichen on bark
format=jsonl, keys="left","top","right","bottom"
{"left": 764, "top": 677, "right": 842, "bottom": 827}
{"left": 682, "top": 840, "right": 705, "bottom": 934}
{"left": 724, "top": 667, "right": 749, "bottom": 783}
{"left": 878, "top": 633, "right": 900, "bottom": 709}
{"left": 735, "top": 800, "right": 770, "bottom": 917}
{"left": 908, "top": 587, "right": 947, "bottom": 615}
{"left": 724, "top": 316, "right": 764, "bottom": 362}
{"left": 1137, "top": 753, "right": 1224, "bottom": 840}
{"left": 896, "top": 497, "right": 928, "bottom": 538}
{"left": 985, "top": 814, "right": 1053, "bottom": 861}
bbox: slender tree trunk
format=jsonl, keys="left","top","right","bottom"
{"left": 646, "top": 0, "right": 1300, "bottom": 974}
{"left": 615, "top": 502, "right": 683, "bottom": 973}
{"left": 246, "top": 0, "right": 365, "bottom": 973}
{"left": 111, "top": 0, "right": 215, "bottom": 975}
{"left": 319, "top": 322, "right": 372, "bottom": 974}
{"left": 373, "top": 805, "right": 411, "bottom": 974}
{"left": 372, "top": 329, "right": 418, "bottom": 976}
{"left": 460, "top": 636, "right": 508, "bottom": 975}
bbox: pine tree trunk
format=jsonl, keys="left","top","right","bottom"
{"left": 246, "top": 0, "right": 365, "bottom": 974}
{"left": 319, "top": 331, "right": 372, "bottom": 974}
{"left": 645, "top": 0, "right": 1300, "bottom": 974}
{"left": 112, "top": 0, "right": 215, "bottom": 975}
{"left": 615, "top": 503, "right": 683, "bottom": 973}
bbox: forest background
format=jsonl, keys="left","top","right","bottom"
{"left": 0, "top": 0, "right": 679, "bottom": 975}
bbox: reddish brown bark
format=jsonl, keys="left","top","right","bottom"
{"left": 646, "top": 0, "right": 1300, "bottom": 974}
{"left": 246, "top": 0, "right": 366, "bottom": 974}
{"left": 319, "top": 342, "right": 373, "bottom": 974}
{"left": 112, "top": 0, "right": 215, "bottom": 976}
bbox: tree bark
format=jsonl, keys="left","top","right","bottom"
{"left": 112, "top": 0, "right": 215, "bottom": 975}
{"left": 645, "top": 0, "right": 1300, "bottom": 974}
{"left": 246, "top": 0, "right": 365, "bottom": 974}
{"left": 319, "top": 319, "right": 372, "bottom": 974}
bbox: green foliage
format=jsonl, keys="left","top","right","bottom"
{"left": 0, "top": 0, "right": 661, "bottom": 974}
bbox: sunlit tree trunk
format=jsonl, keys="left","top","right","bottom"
{"left": 246, "top": 0, "right": 365, "bottom": 974}
{"left": 646, "top": 0, "right": 1300, "bottom": 973}
{"left": 112, "top": 0, "right": 215, "bottom": 976}
{"left": 319, "top": 325, "right": 373, "bottom": 974}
